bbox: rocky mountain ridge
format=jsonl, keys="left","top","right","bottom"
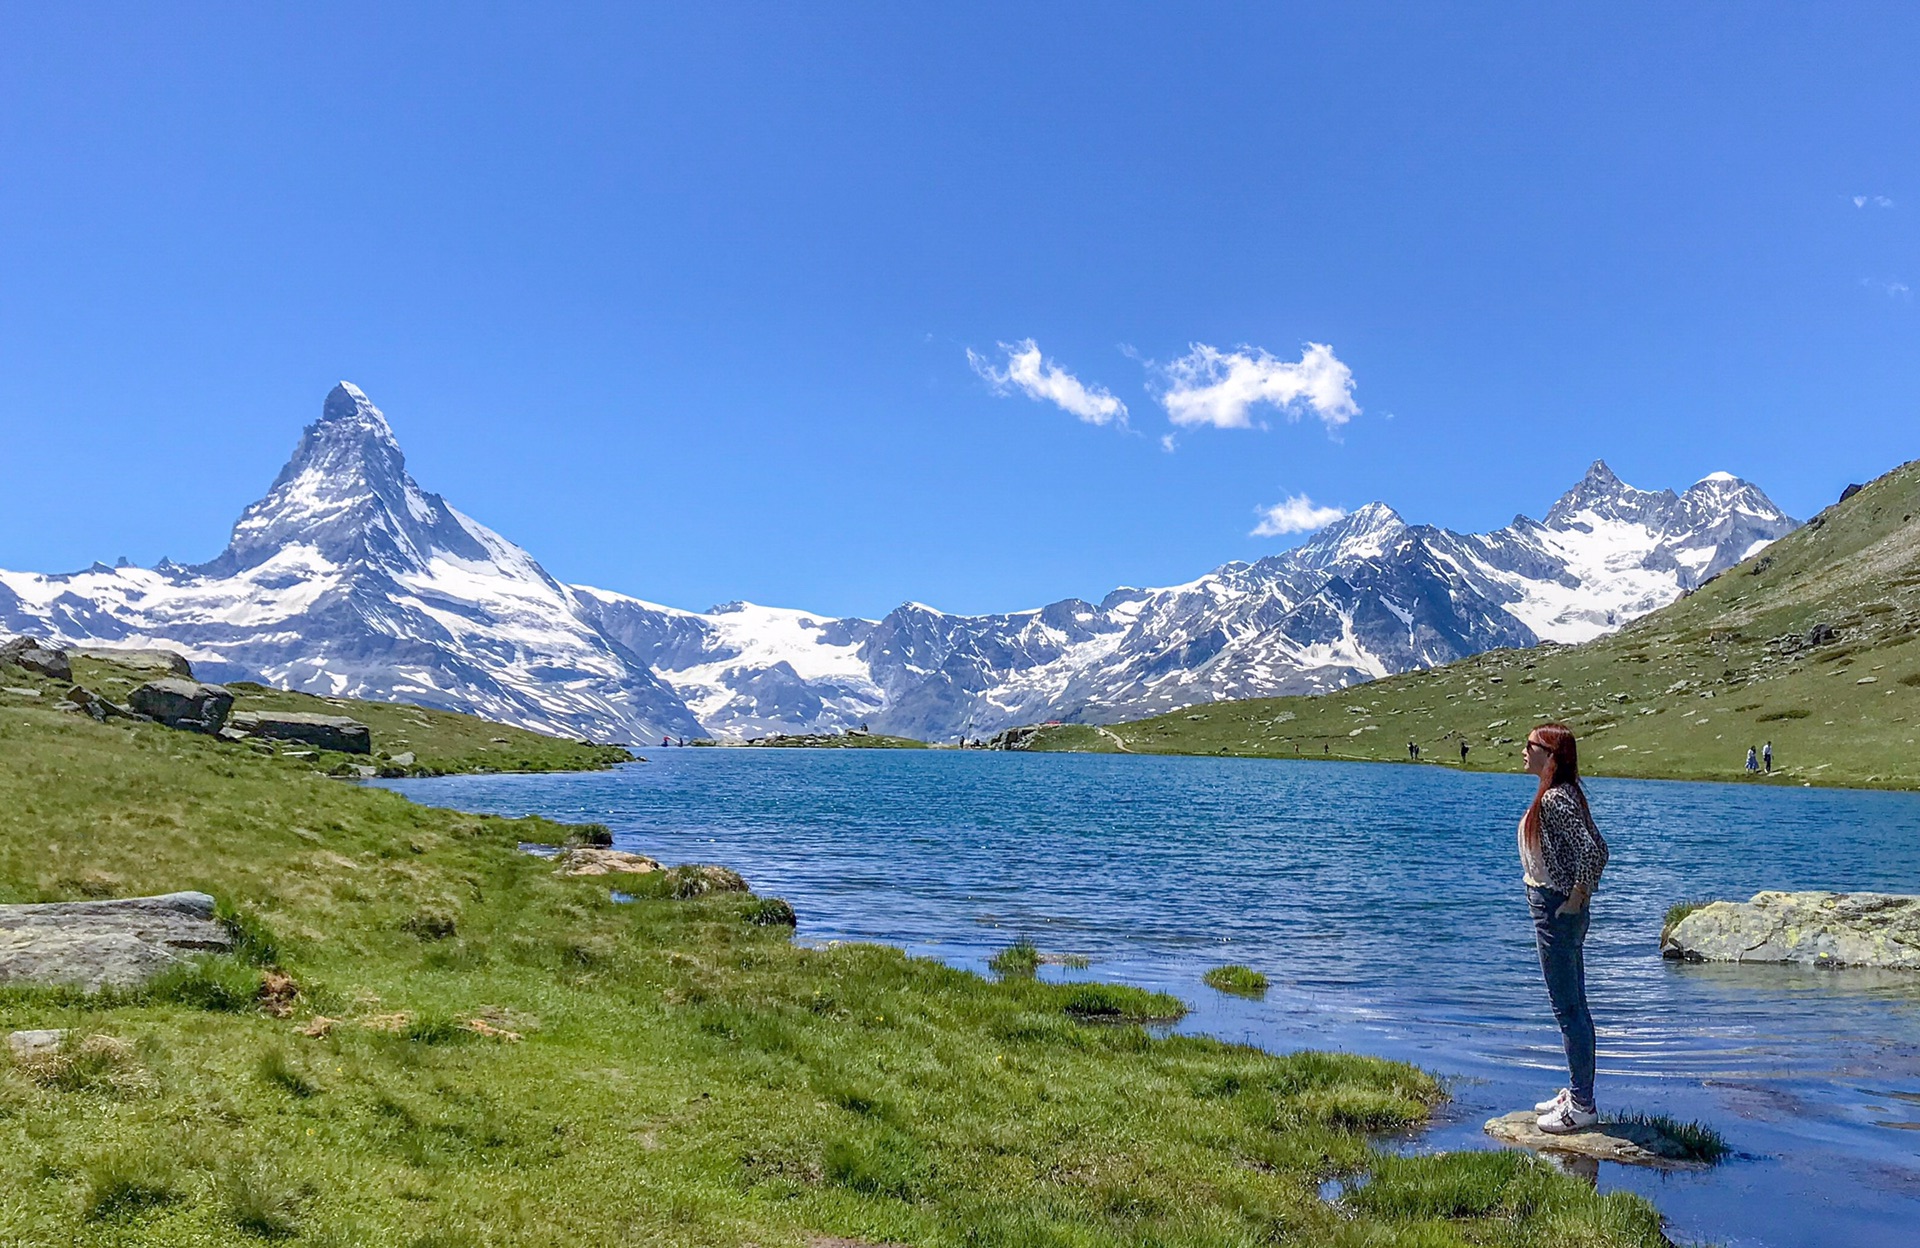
{"left": 0, "top": 384, "right": 1798, "bottom": 742}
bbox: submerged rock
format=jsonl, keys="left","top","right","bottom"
{"left": 1662, "top": 891, "right": 1920, "bottom": 970}
{"left": 127, "top": 678, "right": 234, "bottom": 733}
{"left": 227, "top": 710, "right": 371, "bottom": 754}
{"left": 1484, "top": 1111, "right": 1711, "bottom": 1169}
{"left": 0, "top": 891, "right": 233, "bottom": 992}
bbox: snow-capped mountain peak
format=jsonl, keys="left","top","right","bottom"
{"left": 1290, "top": 501, "right": 1406, "bottom": 570}
{"left": 0, "top": 384, "right": 1801, "bottom": 743}
{"left": 205, "top": 381, "right": 496, "bottom": 578}
{"left": 1543, "top": 459, "right": 1677, "bottom": 529}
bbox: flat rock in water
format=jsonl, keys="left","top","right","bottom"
{"left": 0, "top": 891, "right": 232, "bottom": 991}
{"left": 1662, "top": 891, "right": 1920, "bottom": 970}
{"left": 1484, "top": 1111, "right": 1708, "bottom": 1169}
{"left": 554, "top": 848, "right": 661, "bottom": 877}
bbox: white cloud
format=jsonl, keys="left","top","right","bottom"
{"left": 1251, "top": 493, "right": 1347, "bottom": 537}
{"left": 967, "top": 339, "right": 1128, "bottom": 426}
{"left": 1853, "top": 194, "right": 1895, "bottom": 208}
{"left": 1862, "top": 277, "right": 1913, "bottom": 300}
{"left": 1159, "top": 342, "right": 1359, "bottom": 431}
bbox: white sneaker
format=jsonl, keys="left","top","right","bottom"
{"left": 1534, "top": 1088, "right": 1570, "bottom": 1113}
{"left": 1537, "top": 1099, "right": 1599, "bottom": 1134}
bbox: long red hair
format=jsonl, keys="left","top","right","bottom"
{"left": 1523, "top": 723, "right": 1591, "bottom": 847}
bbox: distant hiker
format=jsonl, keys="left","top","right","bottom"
{"left": 1323, "top": 743, "right": 1329, "bottom": 755}
{"left": 1518, "top": 723, "right": 1609, "bottom": 1134}
{"left": 1763, "top": 741, "right": 1773, "bottom": 773}
{"left": 1460, "top": 740, "right": 1470, "bottom": 764}
{"left": 1745, "top": 747, "right": 1759, "bottom": 773}
{"left": 1408, "top": 741, "right": 1417, "bottom": 761}
{"left": 662, "top": 736, "right": 670, "bottom": 748}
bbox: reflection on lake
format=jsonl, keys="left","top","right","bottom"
{"left": 382, "top": 750, "right": 1920, "bottom": 1247}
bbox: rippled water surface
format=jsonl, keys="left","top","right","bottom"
{"left": 384, "top": 750, "right": 1920, "bottom": 1247}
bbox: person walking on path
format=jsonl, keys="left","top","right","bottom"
{"left": 1519, "top": 723, "right": 1610, "bottom": 1133}
{"left": 1460, "top": 740, "right": 1470, "bottom": 765}
{"left": 1763, "top": 741, "right": 1773, "bottom": 773}
{"left": 1745, "top": 746, "right": 1760, "bottom": 773}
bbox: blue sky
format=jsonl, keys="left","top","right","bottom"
{"left": 1, "top": 5, "right": 1913, "bottom": 618}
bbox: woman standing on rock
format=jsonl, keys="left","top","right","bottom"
{"left": 1519, "top": 723, "right": 1609, "bottom": 1133}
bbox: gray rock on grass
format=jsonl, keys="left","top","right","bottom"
{"left": 69, "top": 646, "right": 194, "bottom": 678}
{"left": 226, "top": 710, "right": 371, "bottom": 754}
{"left": 1662, "top": 891, "right": 1920, "bottom": 970}
{"left": 60, "top": 685, "right": 142, "bottom": 723}
{"left": 8, "top": 1029, "right": 67, "bottom": 1060}
{"left": 0, "top": 636, "right": 71, "bottom": 682}
{"left": 127, "top": 678, "right": 235, "bottom": 734}
{"left": 0, "top": 891, "right": 233, "bottom": 992}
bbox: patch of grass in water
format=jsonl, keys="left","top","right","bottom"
{"left": 1203, "top": 963, "right": 1269, "bottom": 997}
{"left": 1054, "top": 982, "right": 1185, "bottom": 1022}
{"left": 1609, "top": 1111, "right": 1731, "bottom": 1163}
{"left": 988, "top": 939, "right": 1040, "bottom": 978}
{"left": 1661, "top": 899, "right": 1712, "bottom": 943}
{"left": 1347, "top": 1149, "right": 1669, "bottom": 1240}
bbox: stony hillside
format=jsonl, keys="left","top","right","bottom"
{"left": 1019, "top": 458, "right": 1920, "bottom": 790}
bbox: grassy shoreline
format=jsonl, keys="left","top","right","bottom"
{"left": 1015, "top": 460, "right": 1920, "bottom": 792}
{"left": 0, "top": 681, "right": 1670, "bottom": 1245}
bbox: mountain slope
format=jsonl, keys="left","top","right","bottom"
{"left": 0, "top": 384, "right": 702, "bottom": 743}
{"left": 1017, "top": 459, "right": 1920, "bottom": 790}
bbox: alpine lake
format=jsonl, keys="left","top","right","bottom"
{"left": 381, "top": 748, "right": 1920, "bottom": 1248}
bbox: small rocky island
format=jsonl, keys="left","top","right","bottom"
{"left": 1662, "top": 891, "right": 1920, "bottom": 970}
{"left": 1485, "top": 1111, "right": 1721, "bottom": 1169}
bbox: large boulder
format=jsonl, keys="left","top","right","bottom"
{"left": 69, "top": 646, "right": 194, "bottom": 678}
{"left": 1662, "top": 891, "right": 1920, "bottom": 970}
{"left": 226, "top": 710, "right": 371, "bottom": 754}
{"left": 127, "top": 678, "right": 234, "bottom": 733}
{"left": 0, "top": 636, "right": 71, "bottom": 682}
{"left": 0, "top": 891, "right": 233, "bottom": 992}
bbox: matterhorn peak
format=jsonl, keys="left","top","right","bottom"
{"left": 201, "top": 382, "right": 489, "bottom": 576}
{"left": 318, "top": 381, "right": 395, "bottom": 438}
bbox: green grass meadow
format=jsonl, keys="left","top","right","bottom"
{"left": 0, "top": 663, "right": 1671, "bottom": 1244}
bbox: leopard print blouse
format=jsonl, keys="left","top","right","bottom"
{"left": 1522, "top": 785, "right": 1609, "bottom": 894}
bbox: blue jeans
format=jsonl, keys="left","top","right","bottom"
{"left": 1528, "top": 885, "right": 1596, "bottom": 1108}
